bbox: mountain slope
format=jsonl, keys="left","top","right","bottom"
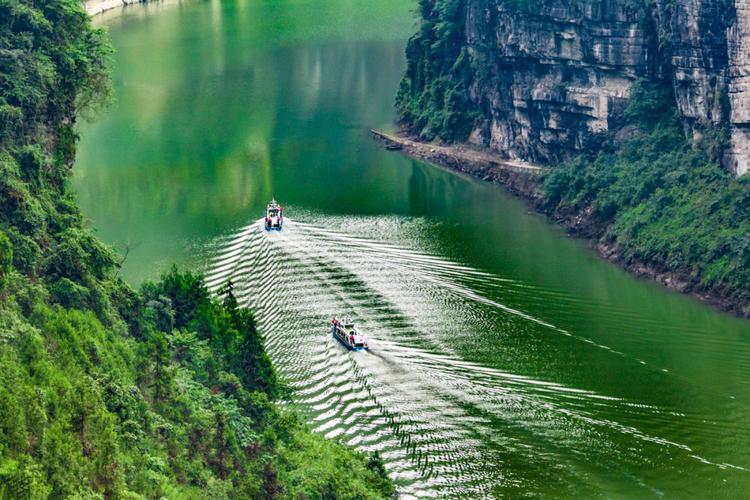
{"left": 0, "top": 0, "right": 393, "bottom": 497}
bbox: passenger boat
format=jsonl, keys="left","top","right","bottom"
{"left": 332, "top": 317, "right": 369, "bottom": 351}
{"left": 264, "top": 199, "right": 283, "bottom": 231}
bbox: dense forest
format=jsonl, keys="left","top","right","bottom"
{"left": 0, "top": 0, "right": 393, "bottom": 497}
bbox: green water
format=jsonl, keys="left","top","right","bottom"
{"left": 76, "top": 1, "right": 750, "bottom": 497}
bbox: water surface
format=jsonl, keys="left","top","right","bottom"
{"left": 76, "top": 1, "right": 750, "bottom": 497}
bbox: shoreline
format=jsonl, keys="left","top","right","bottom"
{"left": 369, "top": 129, "right": 545, "bottom": 201}
{"left": 370, "top": 129, "right": 750, "bottom": 320}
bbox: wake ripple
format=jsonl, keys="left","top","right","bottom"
{"left": 204, "top": 217, "right": 748, "bottom": 497}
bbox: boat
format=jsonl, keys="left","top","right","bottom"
{"left": 264, "top": 199, "right": 283, "bottom": 231}
{"left": 332, "top": 317, "right": 368, "bottom": 351}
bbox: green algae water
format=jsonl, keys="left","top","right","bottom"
{"left": 76, "top": 1, "right": 750, "bottom": 497}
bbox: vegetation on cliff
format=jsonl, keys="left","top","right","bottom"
{"left": 544, "top": 81, "right": 750, "bottom": 309}
{"left": 0, "top": 0, "right": 393, "bottom": 497}
{"left": 396, "top": 0, "right": 477, "bottom": 142}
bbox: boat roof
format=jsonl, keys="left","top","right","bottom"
{"left": 338, "top": 317, "right": 355, "bottom": 327}
{"left": 336, "top": 317, "right": 365, "bottom": 338}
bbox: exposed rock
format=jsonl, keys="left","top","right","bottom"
{"left": 727, "top": 0, "right": 750, "bottom": 174}
{"left": 405, "top": 0, "right": 750, "bottom": 175}
{"left": 465, "top": 0, "right": 651, "bottom": 163}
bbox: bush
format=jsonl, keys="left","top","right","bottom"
{"left": 544, "top": 86, "right": 750, "bottom": 299}
{"left": 0, "top": 231, "right": 11, "bottom": 290}
{"left": 3, "top": 227, "right": 40, "bottom": 276}
{"left": 47, "top": 277, "right": 90, "bottom": 309}
{"left": 623, "top": 79, "right": 674, "bottom": 127}
{"left": 143, "top": 266, "right": 210, "bottom": 329}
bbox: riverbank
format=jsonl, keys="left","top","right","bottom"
{"left": 370, "top": 129, "right": 545, "bottom": 199}
{"left": 371, "top": 129, "right": 750, "bottom": 319}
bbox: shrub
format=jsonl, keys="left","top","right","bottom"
{"left": 47, "top": 277, "right": 90, "bottom": 309}
{"left": 544, "top": 84, "right": 750, "bottom": 299}
{"left": 0, "top": 231, "right": 11, "bottom": 290}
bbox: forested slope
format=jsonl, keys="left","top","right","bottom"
{"left": 0, "top": 0, "right": 393, "bottom": 497}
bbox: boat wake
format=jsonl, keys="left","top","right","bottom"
{"left": 204, "top": 216, "right": 747, "bottom": 497}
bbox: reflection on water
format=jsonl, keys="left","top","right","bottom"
{"left": 76, "top": 0, "right": 412, "bottom": 283}
{"left": 76, "top": 1, "right": 750, "bottom": 497}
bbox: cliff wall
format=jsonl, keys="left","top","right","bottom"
{"left": 398, "top": 0, "right": 750, "bottom": 175}
{"left": 727, "top": 0, "right": 750, "bottom": 174}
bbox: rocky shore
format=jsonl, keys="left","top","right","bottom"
{"left": 372, "top": 130, "right": 750, "bottom": 318}
{"left": 370, "top": 130, "right": 545, "bottom": 198}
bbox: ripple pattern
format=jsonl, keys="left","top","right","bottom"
{"left": 204, "top": 216, "right": 750, "bottom": 497}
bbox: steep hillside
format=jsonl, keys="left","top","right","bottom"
{"left": 0, "top": 0, "right": 393, "bottom": 497}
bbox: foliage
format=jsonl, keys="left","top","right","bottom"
{"left": 1, "top": 270, "right": 395, "bottom": 498}
{"left": 0, "top": 231, "right": 11, "bottom": 290}
{"left": 142, "top": 268, "right": 280, "bottom": 397}
{"left": 396, "top": 0, "right": 478, "bottom": 142}
{"left": 544, "top": 82, "right": 750, "bottom": 301}
{"left": 622, "top": 79, "right": 674, "bottom": 127}
{"left": 0, "top": 0, "right": 395, "bottom": 498}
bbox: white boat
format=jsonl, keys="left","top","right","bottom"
{"left": 332, "top": 317, "right": 368, "bottom": 351}
{"left": 265, "top": 199, "right": 283, "bottom": 231}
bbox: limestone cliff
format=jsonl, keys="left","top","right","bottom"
{"left": 397, "top": 0, "right": 750, "bottom": 175}
{"left": 728, "top": 0, "right": 750, "bottom": 174}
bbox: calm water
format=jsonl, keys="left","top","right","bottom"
{"left": 76, "top": 1, "right": 750, "bottom": 497}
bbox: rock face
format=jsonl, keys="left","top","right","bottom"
{"left": 665, "top": 0, "right": 749, "bottom": 175}
{"left": 727, "top": 0, "right": 750, "bottom": 175}
{"left": 464, "top": 0, "right": 656, "bottom": 163}
{"left": 402, "top": 0, "right": 750, "bottom": 175}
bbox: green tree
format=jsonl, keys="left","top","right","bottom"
{"left": 0, "top": 457, "right": 52, "bottom": 499}
{"left": 146, "top": 332, "right": 173, "bottom": 404}
{"left": 211, "top": 410, "right": 233, "bottom": 480}
{"left": 0, "top": 231, "right": 11, "bottom": 291}
{"left": 235, "top": 310, "right": 278, "bottom": 397}
{"left": 220, "top": 279, "right": 238, "bottom": 314}
{"left": 146, "top": 266, "right": 210, "bottom": 328}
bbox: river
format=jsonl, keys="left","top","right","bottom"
{"left": 75, "top": 1, "right": 750, "bottom": 497}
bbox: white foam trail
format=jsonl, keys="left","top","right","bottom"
{"left": 203, "top": 215, "right": 749, "bottom": 496}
